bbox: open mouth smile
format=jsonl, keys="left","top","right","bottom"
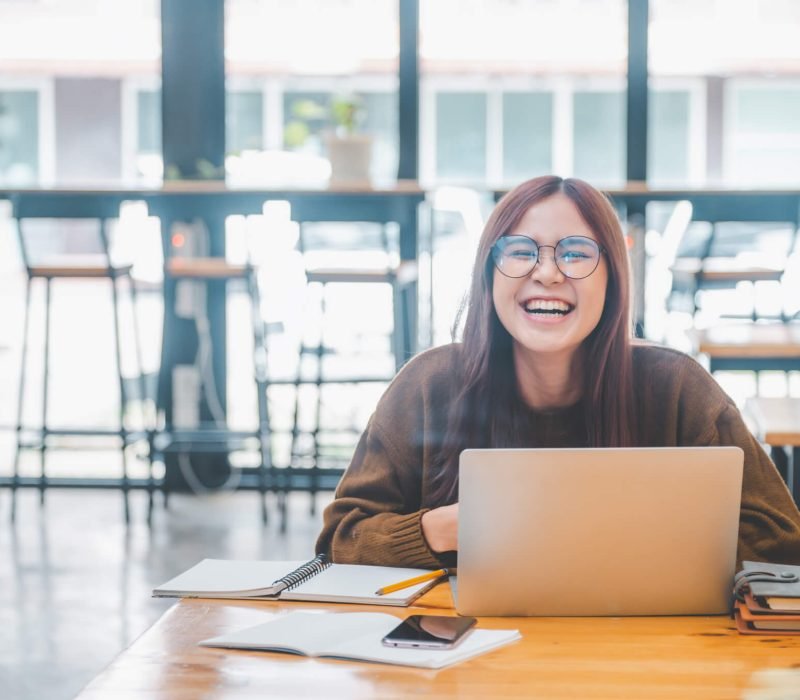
{"left": 521, "top": 298, "right": 575, "bottom": 317}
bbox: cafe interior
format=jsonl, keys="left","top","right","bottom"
{"left": 2, "top": 0, "right": 800, "bottom": 698}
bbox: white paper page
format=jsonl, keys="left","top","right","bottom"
{"left": 289, "top": 564, "right": 437, "bottom": 603}
{"left": 334, "top": 627, "right": 523, "bottom": 669}
{"left": 154, "top": 559, "right": 306, "bottom": 597}
{"left": 200, "top": 612, "right": 401, "bottom": 657}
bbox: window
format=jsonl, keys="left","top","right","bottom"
{"left": 225, "top": 0, "right": 399, "bottom": 186}
{"left": 502, "top": 92, "right": 553, "bottom": 182}
{"left": 648, "top": 90, "right": 691, "bottom": 186}
{"left": 435, "top": 92, "right": 486, "bottom": 181}
{"left": 572, "top": 91, "right": 625, "bottom": 185}
{"left": 650, "top": 0, "right": 800, "bottom": 186}
{"left": 0, "top": 90, "right": 38, "bottom": 184}
{"left": 421, "top": 0, "right": 627, "bottom": 186}
{"left": 0, "top": 0, "right": 161, "bottom": 185}
{"left": 727, "top": 83, "right": 800, "bottom": 185}
{"left": 227, "top": 90, "right": 264, "bottom": 154}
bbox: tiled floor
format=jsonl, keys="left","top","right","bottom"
{"left": 0, "top": 487, "right": 329, "bottom": 700}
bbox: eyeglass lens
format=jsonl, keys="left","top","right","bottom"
{"left": 492, "top": 235, "right": 601, "bottom": 279}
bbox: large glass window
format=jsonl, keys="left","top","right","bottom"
{"left": 227, "top": 90, "right": 264, "bottom": 154}
{"left": 435, "top": 92, "right": 487, "bottom": 181}
{"left": 727, "top": 83, "right": 800, "bottom": 186}
{"left": 573, "top": 90, "right": 625, "bottom": 185}
{"left": 502, "top": 92, "right": 553, "bottom": 182}
{"left": 649, "top": 0, "right": 800, "bottom": 186}
{"left": 648, "top": 89, "right": 692, "bottom": 186}
{"left": 0, "top": 90, "right": 39, "bottom": 185}
{"left": 420, "top": 0, "right": 628, "bottom": 187}
{"left": 136, "top": 89, "right": 161, "bottom": 183}
{"left": 225, "top": 0, "right": 399, "bottom": 186}
{"left": 0, "top": 0, "right": 160, "bottom": 185}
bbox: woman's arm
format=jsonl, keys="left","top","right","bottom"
{"left": 315, "top": 418, "right": 445, "bottom": 568}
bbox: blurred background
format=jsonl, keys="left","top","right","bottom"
{"left": 2, "top": 1, "right": 800, "bottom": 698}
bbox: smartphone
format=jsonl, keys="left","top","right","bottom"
{"left": 381, "top": 615, "right": 477, "bottom": 649}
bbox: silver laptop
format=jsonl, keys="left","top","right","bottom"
{"left": 456, "top": 447, "right": 744, "bottom": 616}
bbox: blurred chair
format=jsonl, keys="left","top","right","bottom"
{"left": 10, "top": 203, "right": 149, "bottom": 523}
{"left": 154, "top": 243, "right": 273, "bottom": 525}
{"left": 278, "top": 221, "right": 409, "bottom": 525}
{"left": 669, "top": 218, "right": 798, "bottom": 322}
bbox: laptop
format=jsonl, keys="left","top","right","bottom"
{"left": 456, "top": 447, "right": 744, "bottom": 616}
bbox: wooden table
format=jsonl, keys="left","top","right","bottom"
{"left": 671, "top": 256, "right": 785, "bottom": 285}
{"left": 695, "top": 323, "right": 800, "bottom": 372}
{"left": 745, "top": 397, "right": 800, "bottom": 504}
{"left": 75, "top": 585, "right": 800, "bottom": 699}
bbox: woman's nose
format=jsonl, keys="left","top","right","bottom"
{"left": 530, "top": 248, "right": 564, "bottom": 283}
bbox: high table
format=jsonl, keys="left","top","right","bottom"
{"left": 0, "top": 183, "right": 426, "bottom": 499}
{"left": 74, "top": 584, "right": 800, "bottom": 699}
{"left": 694, "top": 323, "right": 800, "bottom": 373}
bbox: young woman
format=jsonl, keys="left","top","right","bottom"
{"left": 316, "top": 175, "right": 800, "bottom": 568}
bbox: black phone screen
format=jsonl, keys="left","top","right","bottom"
{"left": 382, "top": 615, "right": 477, "bottom": 647}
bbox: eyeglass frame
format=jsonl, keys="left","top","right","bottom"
{"left": 490, "top": 234, "right": 606, "bottom": 280}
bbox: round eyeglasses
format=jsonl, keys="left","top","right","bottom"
{"left": 491, "top": 235, "right": 604, "bottom": 280}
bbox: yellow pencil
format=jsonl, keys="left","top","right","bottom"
{"left": 374, "top": 568, "right": 450, "bottom": 596}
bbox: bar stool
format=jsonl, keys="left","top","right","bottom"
{"left": 283, "top": 221, "right": 409, "bottom": 521}
{"left": 11, "top": 205, "right": 149, "bottom": 523}
{"left": 153, "top": 254, "right": 273, "bottom": 524}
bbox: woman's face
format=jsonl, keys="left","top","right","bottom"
{"left": 491, "top": 193, "right": 608, "bottom": 365}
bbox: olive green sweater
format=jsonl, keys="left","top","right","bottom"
{"left": 316, "top": 343, "right": 800, "bottom": 569}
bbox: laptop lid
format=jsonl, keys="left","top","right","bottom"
{"left": 456, "top": 447, "right": 744, "bottom": 616}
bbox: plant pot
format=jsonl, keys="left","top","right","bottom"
{"left": 326, "top": 134, "right": 373, "bottom": 186}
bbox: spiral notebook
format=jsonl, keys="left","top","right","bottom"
{"left": 152, "top": 554, "right": 442, "bottom": 607}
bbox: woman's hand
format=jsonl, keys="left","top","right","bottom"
{"left": 421, "top": 503, "right": 459, "bottom": 553}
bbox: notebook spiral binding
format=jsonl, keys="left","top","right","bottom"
{"left": 277, "top": 553, "right": 331, "bottom": 591}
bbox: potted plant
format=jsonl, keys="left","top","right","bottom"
{"left": 325, "top": 94, "right": 373, "bottom": 186}
{"left": 284, "top": 94, "right": 373, "bottom": 186}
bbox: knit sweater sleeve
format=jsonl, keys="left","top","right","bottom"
{"left": 314, "top": 346, "right": 457, "bottom": 569}
{"left": 314, "top": 417, "right": 442, "bottom": 568}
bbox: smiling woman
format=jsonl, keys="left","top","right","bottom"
{"left": 315, "top": 175, "right": 800, "bottom": 571}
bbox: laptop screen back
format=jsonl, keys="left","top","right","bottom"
{"left": 456, "top": 447, "right": 743, "bottom": 616}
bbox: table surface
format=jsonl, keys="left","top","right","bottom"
{"left": 75, "top": 584, "right": 800, "bottom": 700}
{"left": 696, "top": 324, "right": 800, "bottom": 358}
{"left": 745, "top": 397, "right": 800, "bottom": 446}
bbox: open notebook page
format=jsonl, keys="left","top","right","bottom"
{"left": 200, "top": 611, "right": 522, "bottom": 669}
{"left": 153, "top": 560, "right": 307, "bottom": 598}
{"left": 284, "top": 564, "right": 441, "bottom": 605}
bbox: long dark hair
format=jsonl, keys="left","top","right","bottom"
{"left": 426, "top": 175, "right": 636, "bottom": 507}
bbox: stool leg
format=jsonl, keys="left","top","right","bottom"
{"left": 249, "top": 269, "right": 270, "bottom": 526}
{"left": 256, "top": 381, "right": 272, "bottom": 525}
{"left": 793, "top": 447, "right": 800, "bottom": 507}
{"left": 11, "top": 276, "right": 33, "bottom": 522}
{"left": 110, "top": 274, "right": 131, "bottom": 524}
{"left": 40, "top": 278, "right": 52, "bottom": 507}
{"left": 279, "top": 491, "right": 288, "bottom": 534}
{"left": 127, "top": 273, "right": 153, "bottom": 521}
{"left": 309, "top": 286, "right": 326, "bottom": 518}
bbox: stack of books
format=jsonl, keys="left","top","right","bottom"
{"left": 734, "top": 561, "right": 800, "bottom": 635}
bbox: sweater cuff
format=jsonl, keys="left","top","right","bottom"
{"left": 391, "top": 509, "right": 443, "bottom": 568}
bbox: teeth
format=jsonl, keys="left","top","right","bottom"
{"left": 524, "top": 299, "right": 572, "bottom": 313}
